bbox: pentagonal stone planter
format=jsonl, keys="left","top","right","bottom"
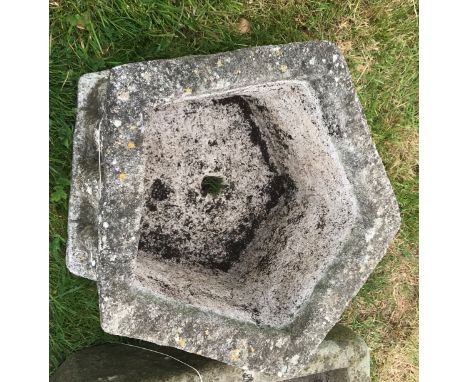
{"left": 67, "top": 40, "right": 400, "bottom": 379}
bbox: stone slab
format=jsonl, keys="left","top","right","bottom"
{"left": 51, "top": 325, "right": 370, "bottom": 382}
{"left": 67, "top": 40, "right": 400, "bottom": 379}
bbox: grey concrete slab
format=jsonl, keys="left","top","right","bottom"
{"left": 51, "top": 325, "right": 370, "bottom": 382}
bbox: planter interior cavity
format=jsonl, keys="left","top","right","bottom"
{"left": 135, "top": 81, "right": 357, "bottom": 328}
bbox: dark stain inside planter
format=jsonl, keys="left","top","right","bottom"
{"left": 137, "top": 91, "right": 298, "bottom": 273}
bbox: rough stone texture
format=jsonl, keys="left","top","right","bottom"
{"left": 67, "top": 41, "right": 400, "bottom": 379}
{"left": 67, "top": 70, "right": 109, "bottom": 280}
{"left": 51, "top": 325, "right": 370, "bottom": 382}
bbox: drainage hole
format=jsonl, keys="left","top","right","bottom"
{"left": 201, "top": 176, "right": 226, "bottom": 197}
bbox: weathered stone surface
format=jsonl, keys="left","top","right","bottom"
{"left": 51, "top": 325, "right": 370, "bottom": 382}
{"left": 67, "top": 40, "right": 400, "bottom": 378}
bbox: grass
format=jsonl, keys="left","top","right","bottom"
{"left": 49, "top": 1, "right": 418, "bottom": 380}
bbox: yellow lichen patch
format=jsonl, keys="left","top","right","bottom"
{"left": 118, "top": 172, "right": 127, "bottom": 181}
{"left": 117, "top": 91, "right": 130, "bottom": 102}
{"left": 216, "top": 59, "right": 224, "bottom": 67}
{"left": 230, "top": 349, "right": 241, "bottom": 362}
{"left": 279, "top": 64, "right": 288, "bottom": 73}
{"left": 183, "top": 87, "right": 192, "bottom": 94}
{"left": 127, "top": 141, "right": 136, "bottom": 149}
{"left": 272, "top": 48, "right": 283, "bottom": 57}
{"left": 177, "top": 337, "right": 187, "bottom": 349}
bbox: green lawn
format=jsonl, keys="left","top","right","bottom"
{"left": 49, "top": 1, "right": 418, "bottom": 380}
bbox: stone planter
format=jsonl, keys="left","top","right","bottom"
{"left": 67, "top": 40, "right": 400, "bottom": 379}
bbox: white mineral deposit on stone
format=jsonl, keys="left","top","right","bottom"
{"left": 289, "top": 354, "right": 300, "bottom": 365}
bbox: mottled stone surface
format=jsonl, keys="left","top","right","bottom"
{"left": 51, "top": 325, "right": 370, "bottom": 382}
{"left": 67, "top": 40, "right": 400, "bottom": 378}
